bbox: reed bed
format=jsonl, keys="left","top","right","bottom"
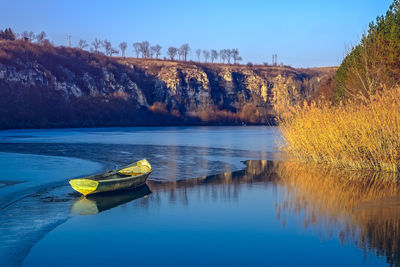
{"left": 278, "top": 88, "right": 400, "bottom": 171}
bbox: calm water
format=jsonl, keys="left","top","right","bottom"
{"left": 0, "top": 127, "right": 398, "bottom": 266}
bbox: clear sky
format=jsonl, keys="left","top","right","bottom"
{"left": 0, "top": 0, "right": 393, "bottom": 67}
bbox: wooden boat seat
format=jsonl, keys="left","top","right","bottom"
{"left": 118, "top": 165, "right": 151, "bottom": 176}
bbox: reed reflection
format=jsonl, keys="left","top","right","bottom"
{"left": 274, "top": 162, "right": 400, "bottom": 266}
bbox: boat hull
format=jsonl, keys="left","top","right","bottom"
{"left": 69, "top": 159, "right": 152, "bottom": 196}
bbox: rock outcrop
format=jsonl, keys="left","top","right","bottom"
{"left": 0, "top": 40, "right": 335, "bottom": 129}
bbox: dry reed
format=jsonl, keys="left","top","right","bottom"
{"left": 278, "top": 88, "right": 400, "bottom": 171}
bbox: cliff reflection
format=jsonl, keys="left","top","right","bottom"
{"left": 274, "top": 162, "right": 400, "bottom": 266}
{"left": 147, "top": 160, "right": 279, "bottom": 203}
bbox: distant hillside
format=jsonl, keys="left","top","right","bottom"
{"left": 0, "top": 40, "right": 335, "bottom": 129}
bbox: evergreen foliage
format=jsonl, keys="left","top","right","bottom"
{"left": 334, "top": 0, "right": 400, "bottom": 102}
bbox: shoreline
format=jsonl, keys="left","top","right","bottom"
{"left": 0, "top": 152, "right": 104, "bottom": 209}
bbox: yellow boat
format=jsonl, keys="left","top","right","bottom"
{"left": 69, "top": 159, "right": 152, "bottom": 196}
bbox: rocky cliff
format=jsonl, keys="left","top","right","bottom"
{"left": 0, "top": 40, "right": 335, "bottom": 129}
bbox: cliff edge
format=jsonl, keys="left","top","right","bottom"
{"left": 0, "top": 40, "right": 335, "bottom": 128}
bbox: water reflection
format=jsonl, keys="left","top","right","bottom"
{"left": 273, "top": 162, "right": 400, "bottom": 266}
{"left": 3, "top": 159, "right": 400, "bottom": 266}
{"left": 147, "top": 160, "right": 278, "bottom": 203}
{"left": 0, "top": 143, "right": 280, "bottom": 181}
{"left": 71, "top": 185, "right": 152, "bottom": 215}
{"left": 147, "top": 160, "right": 400, "bottom": 266}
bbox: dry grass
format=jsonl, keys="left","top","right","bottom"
{"left": 278, "top": 88, "right": 400, "bottom": 172}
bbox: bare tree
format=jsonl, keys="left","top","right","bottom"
{"left": 167, "top": 46, "right": 178, "bottom": 60}
{"left": 132, "top": 42, "right": 140, "bottom": 57}
{"left": 219, "top": 49, "right": 227, "bottom": 63}
{"left": 195, "top": 49, "right": 201, "bottom": 61}
{"left": 179, "top": 43, "right": 191, "bottom": 61}
{"left": 203, "top": 50, "right": 210, "bottom": 63}
{"left": 178, "top": 48, "right": 184, "bottom": 60}
{"left": 21, "top": 31, "right": 35, "bottom": 42}
{"left": 211, "top": 49, "right": 218, "bottom": 63}
{"left": 35, "top": 31, "right": 47, "bottom": 44}
{"left": 232, "top": 48, "right": 242, "bottom": 64}
{"left": 78, "top": 39, "right": 88, "bottom": 49}
{"left": 133, "top": 42, "right": 141, "bottom": 57}
{"left": 151, "top": 45, "right": 162, "bottom": 59}
{"left": 225, "top": 49, "right": 233, "bottom": 64}
{"left": 119, "top": 42, "right": 127, "bottom": 57}
{"left": 139, "top": 41, "right": 150, "bottom": 58}
{"left": 103, "top": 40, "right": 119, "bottom": 56}
{"left": 91, "top": 38, "right": 103, "bottom": 52}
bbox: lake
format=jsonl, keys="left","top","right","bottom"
{"left": 0, "top": 126, "right": 398, "bottom": 266}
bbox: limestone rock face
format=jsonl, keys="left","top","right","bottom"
{"left": 122, "top": 59, "right": 334, "bottom": 114}
{"left": 0, "top": 41, "right": 335, "bottom": 128}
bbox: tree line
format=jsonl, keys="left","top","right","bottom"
{"left": 0, "top": 28, "right": 50, "bottom": 45}
{"left": 0, "top": 28, "right": 244, "bottom": 64}
{"left": 83, "top": 39, "right": 243, "bottom": 64}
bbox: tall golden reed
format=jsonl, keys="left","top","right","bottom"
{"left": 278, "top": 88, "right": 400, "bottom": 171}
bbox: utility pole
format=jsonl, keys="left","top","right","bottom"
{"left": 67, "top": 35, "right": 71, "bottom": 47}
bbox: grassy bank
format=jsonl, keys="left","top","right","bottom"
{"left": 279, "top": 88, "right": 400, "bottom": 172}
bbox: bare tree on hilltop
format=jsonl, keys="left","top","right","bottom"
{"left": 119, "top": 42, "right": 127, "bottom": 57}
{"left": 133, "top": 42, "right": 141, "bottom": 57}
{"left": 139, "top": 41, "right": 150, "bottom": 58}
{"left": 21, "top": 31, "right": 35, "bottom": 42}
{"left": 211, "top": 49, "right": 218, "bottom": 63}
{"left": 103, "top": 40, "right": 119, "bottom": 56}
{"left": 232, "top": 48, "right": 242, "bottom": 64}
{"left": 167, "top": 46, "right": 178, "bottom": 60}
{"left": 91, "top": 38, "right": 103, "bottom": 52}
{"left": 151, "top": 45, "right": 162, "bottom": 59}
{"left": 226, "top": 49, "right": 233, "bottom": 64}
{"left": 179, "top": 43, "right": 191, "bottom": 61}
{"left": 219, "top": 49, "right": 227, "bottom": 63}
{"left": 195, "top": 49, "right": 201, "bottom": 61}
{"left": 203, "top": 50, "right": 210, "bottom": 63}
{"left": 78, "top": 39, "right": 88, "bottom": 49}
{"left": 35, "top": 31, "right": 47, "bottom": 44}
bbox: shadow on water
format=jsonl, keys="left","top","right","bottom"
{"left": 2, "top": 160, "right": 400, "bottom": 266}
{"left": 71, "top": 185, "right": 152, "bottom": 215}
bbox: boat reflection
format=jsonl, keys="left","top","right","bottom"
{"left": 71, "top": 184, "right": 152, "bottom": 215}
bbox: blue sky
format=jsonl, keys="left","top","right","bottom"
{"left": 1, "top": 0, "right": 393, "bottom": 67}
